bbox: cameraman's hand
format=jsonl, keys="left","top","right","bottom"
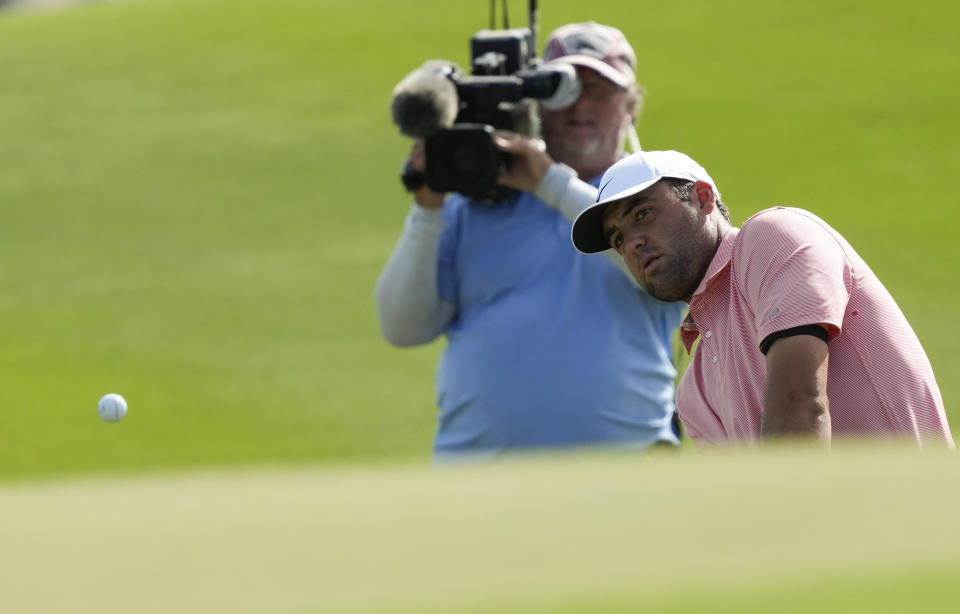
{"left": 493, "top": 130, "right": 553, "bottom": 193}
{"left": 407, "top": 140, "right": 445, "bottom": 209}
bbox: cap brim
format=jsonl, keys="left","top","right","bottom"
{"left": 571, "top": 177, "right": 660, "bottom": 254}
{"left": 547, "top": 54, "right": 634, "bottom": 88}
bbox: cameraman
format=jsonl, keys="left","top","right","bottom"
{"left": 375, "top": 22, "right": 687, "bottom": 457}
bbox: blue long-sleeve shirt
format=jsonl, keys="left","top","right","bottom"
{"left": 433, "top": 188, "right": 685, "bottom": 455}
{"left": 375, "top": 165, "right": 686, "bottom": 457}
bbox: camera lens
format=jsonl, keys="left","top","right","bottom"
{"left": 450, "top": 139, "right": 492, "bottom": 176}
{"left": 426, "top": 124, "right": 503, "bottom": 198}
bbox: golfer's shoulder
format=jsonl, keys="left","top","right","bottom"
{"left": 738, "top": 206, "right": 836, "bottom": 247}
{"left": 741, "top": 206, "right": 820, "bottom": 233}
{"left": 732, "top": 208, "right": 843, "bottom": 279}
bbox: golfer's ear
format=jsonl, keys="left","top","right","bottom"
{"left": 693, "top": 181, "right": 716, "bottom": 215}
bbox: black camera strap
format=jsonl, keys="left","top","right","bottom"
{"left": 400, "top": 160, "right": 427, "bottom": 193}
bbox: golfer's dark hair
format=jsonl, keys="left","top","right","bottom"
{"left": 662, "top": 178, "right": 730, "bottom": 222}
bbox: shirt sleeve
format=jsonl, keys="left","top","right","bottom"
{"left": 534, "top": 162, "right": 599, "bottom": 222}
{"left": 733, "top": 208, "right": 853, "bottom": 344}
{"left": 374, "top": 202, "right": 456, "bottom": 347}
{"left": 534, "top": 163, "right": 640, "bottom": 288}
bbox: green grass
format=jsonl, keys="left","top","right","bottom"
{"left": 3, "top": 444, "right": 959, "bottom": 613}
{"left": 0, "top": 0, "right": 958, "bottom": 479}
{"left": 2, "top": 4, "right": 958, "bottom": 612}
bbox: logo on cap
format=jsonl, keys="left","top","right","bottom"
{"left": 561, "top": 32, "right": 613, "bottom": 59}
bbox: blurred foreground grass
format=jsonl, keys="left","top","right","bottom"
{"left": 2, "top": 444, "right": 958, "bottom": 613}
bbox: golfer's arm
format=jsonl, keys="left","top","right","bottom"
{"left": 761, "top": 333, "right": 831, "bottom": 441}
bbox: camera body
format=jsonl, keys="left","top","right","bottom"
{"left": 391, "top": 0, "right": 582, "bottom": 202}
{"left": 423, "top": 28, "right": 577, "bottom": 202}
{"left": 425, "top": 28, "right": 536, "bottom": 202}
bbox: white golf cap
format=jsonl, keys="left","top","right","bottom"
{"left": 571, "top": 150, "right": 721, "bottom": 254}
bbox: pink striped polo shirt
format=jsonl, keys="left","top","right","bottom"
{"left": 676, "top": 207, "right": 953, "bottom": 446}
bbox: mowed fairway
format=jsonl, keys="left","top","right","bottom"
{"left": 3, "top": 445, "right": 960, "bottom": 613}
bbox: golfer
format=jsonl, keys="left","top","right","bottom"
{"left": 571, "top": 150, "right": 953, "bottom": 445}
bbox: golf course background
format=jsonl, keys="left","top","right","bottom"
{"left": 2, "top": 0, "right": 956, "bottom": 478}
{"left": 2, "top": 2, "right": 959, "bottom": 612}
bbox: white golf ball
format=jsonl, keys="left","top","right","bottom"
{"left": 97, "top": 393, "right": 128, "bottom": 423}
